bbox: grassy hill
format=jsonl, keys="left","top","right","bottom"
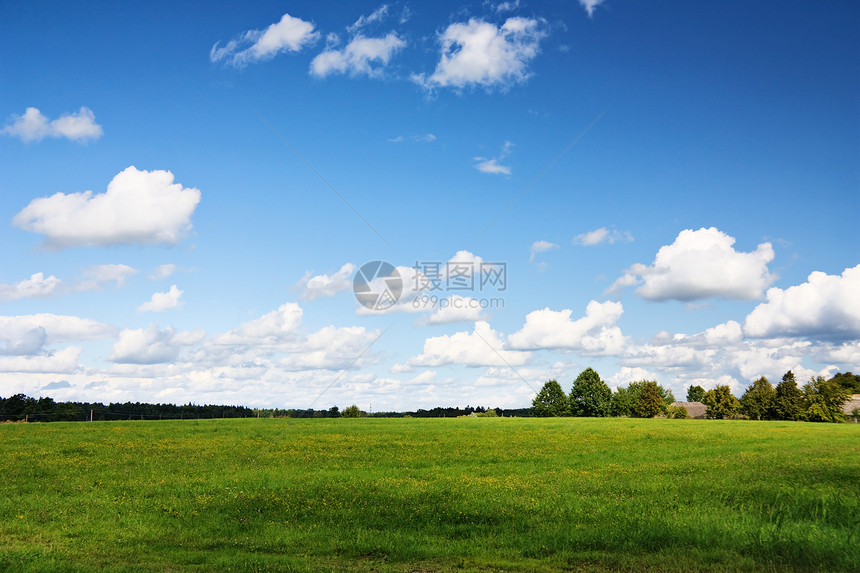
{"left": 1, "top": 417, "right": 858, "bottom": 572}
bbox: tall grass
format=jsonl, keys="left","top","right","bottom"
{"left": 1, "top": 417, "right": 858, "bottom": 572}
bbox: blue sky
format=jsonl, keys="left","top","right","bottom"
{"left": 1, "top": 0, "right": 858, "bottom": 410}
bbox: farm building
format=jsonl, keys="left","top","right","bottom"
{"left": 843, "top": 394, "right": 860, "bottom": 420}
{"left": 670, "top": 401, "right": 707, "bottom": 419}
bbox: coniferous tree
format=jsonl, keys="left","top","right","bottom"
{"left": 531, "top": 380, "right": 570, "bottom": 417}
{"left": 740, "top": 376, "right": 776, "bottom": 420}
{"left": 773, "top": 371, "right": 804, "bottom": 421}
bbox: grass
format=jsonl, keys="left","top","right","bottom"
{"left": 1, "top": 416, "right": 858, "bottom": 572}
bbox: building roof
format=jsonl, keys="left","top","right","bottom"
{"left": 671, "top": 401, "right": 707, "bottom": 419}
{"left": 843, "top": 394, "right": 860, "bottom": 416}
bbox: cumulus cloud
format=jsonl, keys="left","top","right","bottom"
{"left": 13, "top": 166, "right": 201, "bottom": 249}
{"left": 214, "top": 303, "right": 304, "bottom": 347}
{"left": 2, "top": 107, "right": 103, "bottom": 143}
{"left": 743, "top": 265, "right": 860, "bottom": 340}
{"left": 138, "top": 285, "right": 184, "bottom": 312}
{"left": 609, "top": 227, "right": 776, "bottom": 301}
{"left": 414, "top": 17, "right": 546, "bottom": 91}
{"left": 529, "top": 240, "right": 558, "bottom": 262}
{"left": 299, "top": 263, "right": 356, "bottom": 300}
{"left": 109, "top": 324, "right": 205, "bottom": 364}
{"left": 310, "top": 33, "right": 405, "bottom": 78}
{"left": 0, "top": 265, "right": 137, "bottom": 301}
{"left": 0, "top": 346, "right": 83, "bottom": 374}
{"left": 573, "top": 227, "right": 633, "bottom": 246}
{"left": 210, "top": 12, "right": 320, "bottom": 67}
{"left": 0, "top": 273, "right": 63, "bottom": 301}
{"left": 507, "top": 301, "right": 628, "bottom": 355}
{"left": 579, "top": 0, "right": 606, "bottom": 18}
{"left": 423, "top": 295, "right": 488, "bottom": 324}
{"left": 406, "top": 321, "right": 530, "bottom": 368}
{"left": 0, "top": 314, "right": 115, "bottom": 355}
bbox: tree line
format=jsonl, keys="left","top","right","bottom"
{"left": 0, "top": 395, "right": 523, "bottom": 423}
{"left": 532, "top": 369, "right": 860, "bottom": 422}
{"left": 0, "top": 395, "right": 254, "bottom": 422}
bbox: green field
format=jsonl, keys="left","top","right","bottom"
{"left": 1, "top": 417, "right": 858, "bottom": 572}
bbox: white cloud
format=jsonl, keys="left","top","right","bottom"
{"left": 0, "top": 314, "right": 115, "bottom": 355}
{"left": 13, "top": 166, "right": 201, "bottom": 249}
{"left": 474, "top": 158, "right": 511, "bottom": 175}
{"left": 609, "top": 228, "right": 776, "bottom": 301}
{"left": 606, "top": 366, "right": 660, "bottom": 390}
{"left": 0, "top": 273, "right": 63, "bottom": 301}
{"left": 109, "top": 324, "right": 204, "bottom": 364}
{"left": 214, "top": 303, "right": 303, "bottom": 347}
{"left": 82, "top": 264, "right": 138, "bottom": 287}
{"left": 424, "top": 295, "right": 487, "bottom": 324}
{"left": 347, "top": 5, "right": 390, "bottom": 33}
{"left": 493, "top": 1, "right": 521, "bottom": 14}
{"left": 0, "top": 346, "right": 82, "bottom": 373}
{"left": 310, "top": 33, "right": 405, "bottom": 78}
{"left": 150, "top": 264, "right": 177, "bottom": 280}
{"left": 138, "top": 285, "right": 184, "bottom": 312}
{"left": 507, "top": 301, "right": 628, "bottom": 355}
{"left": 743, "top": 265, "right": 860, "bottom": 340}
{"left": 474, "top": 140, "right": 513, "bottom": 175}
{"left": 299, "top": 263, "right": 356, "bottom": 300}
{"left": 210, "top": 12, "right": 320, "bottom": 67}
{"left": 529, "top": 240, "right": 558, "bottom": 262}
{"left": 579, "top": 0, "right": 606, "bottom": 18}
{"left": 406, "top": 321, "right": 530, "bottom": 368}
{"left": 573, "top": 227, "right": 633, "bottom": 246}
{"left": 2, "top": 107, "right": 103, "bottom": 143}
{"left": 0, "top": 265, "right": 138, "bottom": 301}
{"left": 414, "top": 17, "right": 546, "bottom": 91}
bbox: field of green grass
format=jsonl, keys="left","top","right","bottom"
{"left": 1, "top": 417, "right": 858, "bottom": 572}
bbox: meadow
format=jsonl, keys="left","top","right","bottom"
{"left": 1, "top": 417, "right": 858, "bottom": 572}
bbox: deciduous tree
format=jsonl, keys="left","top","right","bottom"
{"left": 803, "top": 376, "right": 850, "bottom": 423}
{"left": 342, "top": 404, "right": 362, "bottom": 418}
{"left": 686, "top": 385, "right": 706, "bottom": 402}
{"left": 569, "top": 368, "right": 611, "bottom": 417}
{"left": 703, "top": 385, "right": 740, "bottom": 419}
{"left": 634, "top": 381, "right": 667, "bottom": 418}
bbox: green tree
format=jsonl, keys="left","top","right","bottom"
{"left": 531, "top": 380, "right": 570, "bottom": 417}
{"left": 803, "top": 376, "right": 850, "bottom": 423}
{"left": 634, "top": 381, "right": 667, "bottom": 418}
{"left": 740, "top": 376, "right": 775, "bottom": 420}
{"left": 773, "top": 371, "right": 804, "bottom": 421}
{"left": 610, "top": 385, "right": 636, "bottom": 417}
{"left": 569, "top": 368, "right": 611, "bottom": 417}
{"left": 703, "top": 385, "right": 740, "bottom": 419}
{"left": 668, "top": 405, "right": 688, "bottom": 419}
{"left": 611, "top": 380, "right": 673, "bottom": 417}
{"left": 686, "top": 385, "right": 706, "bottom": 402}
{"left": 828, "top": 372, "right": 860, "bottom": 393}
{"left": 342, "top": 405, "right": 362, "bottom": 418}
